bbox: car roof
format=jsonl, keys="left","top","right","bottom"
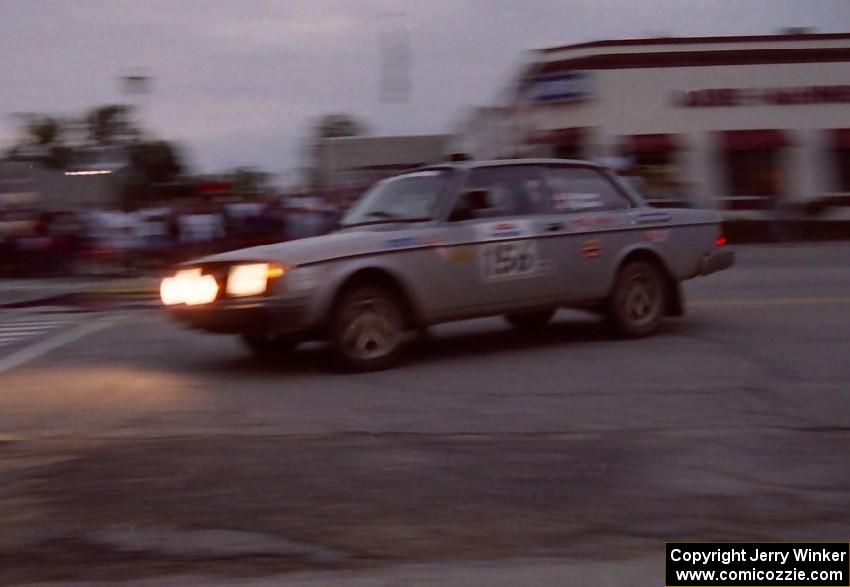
{"left": 414, "top": 158, "right": 604, "bottom": 173}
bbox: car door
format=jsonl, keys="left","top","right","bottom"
{"left": 437, "top": 165, "right": 561, "bottom": 316}
{"left": 536, "top": 165, "right": 639, "bottom": 303}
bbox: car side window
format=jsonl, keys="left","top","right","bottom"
{"left": 543, "top": 167, "right": 632, "bottom": 213}
{"left": 449, "top": 166, "right": 548, "bottom": 221}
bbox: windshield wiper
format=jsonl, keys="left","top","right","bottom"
{"left": 340, "top": 217, "right": 430, "bottom": 228}
{"left": 364, "top": 210, "right": 396, "bottom": 219}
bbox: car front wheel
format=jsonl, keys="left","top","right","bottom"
{"left": 330, "top": 284, "right": 405, "bottom": 371}
{"left": 607, "top": 260, "right": 666, "bottom": 337}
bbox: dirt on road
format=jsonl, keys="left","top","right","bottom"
{"left": 2, "top": 429, "right": 850, "bottom": 584}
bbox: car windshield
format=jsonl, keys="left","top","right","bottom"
{"left": 340, "top": 170, "right": 451, "bottom": 227}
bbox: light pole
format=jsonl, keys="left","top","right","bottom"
{"left": 117, "top": 69, "right": 152, "bottom": 207}
{"left": 119, "top": 68, "right": 152, "bottom": 138}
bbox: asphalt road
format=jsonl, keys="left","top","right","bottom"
{"left": 1, "top": 243, "right": 849, "bottom": 586}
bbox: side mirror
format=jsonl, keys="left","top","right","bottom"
{"left": 448, "top": 188, "right": 493, "bottom": 222}
{"left": 464, "top": 188, "right": 491, "bottom": 208}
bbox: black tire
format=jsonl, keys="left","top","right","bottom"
{"left": 606, "top": 260, "right": 667, "bottom": 337}
{"left": 241, "top": 332, "right": 298, "bottom": 357}
{"left": 329, "top": 284, "right": 406, "bottom": 371}
{"left": 504, "top": 308, "right": 555, "bottom": 331}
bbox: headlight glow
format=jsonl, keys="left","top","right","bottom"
{"left": 160, "top": 268, "right": 219, "bottom": 306}
{"left": 160, "top": 277, "right": 181, "bottom": 306}
{"left": 226, "top": 263, "right": 285, "bottom": 297}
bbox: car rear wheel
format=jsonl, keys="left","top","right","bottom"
{"left": 607, "top": 260, "right": 666, "bottom": 337}
{"left": 330, "top": 284, "right": 405, "bottom": 371}
{"left": 504, "top": 309, "right": 555, "bottom": 331}
{"left": 241, "top": 332, "right": 298, "bottom": 356}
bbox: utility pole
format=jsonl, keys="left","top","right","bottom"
{"left": 119, "top": 68, "right": 152, "bottom": 140}
{"left": 117, "top": 69, "right": 152, "bottom": 204}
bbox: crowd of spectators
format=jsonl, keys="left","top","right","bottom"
{"left": 0, "top": 196, "right": 344, "bottom": 277}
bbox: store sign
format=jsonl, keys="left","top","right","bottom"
{"left": 676, "top": 85, "right": 850, "bottom": 107}
{"left": 524, "top": 72, "right": 592, "bottom": 104}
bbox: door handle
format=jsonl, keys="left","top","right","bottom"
{"left": 545, "top": 222, "right": 564, "bottom": 232}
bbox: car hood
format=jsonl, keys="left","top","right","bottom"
{"left": 191, "top": 224, "right": 430, "bottom": 267}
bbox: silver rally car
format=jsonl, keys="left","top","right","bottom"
{"left": 161, "top": 159, "right": 733, "bottom": 370}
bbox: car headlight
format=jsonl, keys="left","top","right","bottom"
{"left": 160, "top": 268, "right": 219, "bottom": 306}
{"left": 225, "top": 262, "right": 286, "bottom": 298}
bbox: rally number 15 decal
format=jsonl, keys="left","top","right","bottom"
{"left": 480, "top": 240, "right": 538, "bottom": 281}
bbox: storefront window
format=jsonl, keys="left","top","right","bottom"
{"left": 554, "top": 144, "right": 583, "bottom": 160}
{"left": 718, "top": 130, "right": 789, "bottom": 209}
{"left": 830, "top": 130, "right": 850, "bottom": 192}
{"left": 836, "top": 150, "right": 850, "bottom": 192}
{"left": 526, "top": 127, "right": 587, "bottom": 161}
{"left": 725, "top": 150, "right": 783, "bottom": 197}
{"left": 621, "top": 135, "right": 686, "bottom": 205}
{"left": 633, "top": 156, "right": 680, "bottom": 200}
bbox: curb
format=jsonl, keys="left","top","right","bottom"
{"left": 0, "top": 292, "right": 80, "bottom": 309}
{"left": 90, "top": 288, "right": 158, "bottom": 299}
{"left": 0, "top": 289, "right": 159, "bottom": 310}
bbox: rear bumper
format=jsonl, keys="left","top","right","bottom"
{"left": 168, "top": 298, "right": 311, "bottom": 335}
{"left": 699, "top": 249, "right": 735, "bottom": 276}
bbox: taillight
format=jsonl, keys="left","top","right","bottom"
{"left": 714, "top": 226, "right": 726, "bottom": 247}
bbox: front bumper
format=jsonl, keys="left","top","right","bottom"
{"left": 699, "top": 249, "right": 735, "bottom": 276}
{"left": 168, "top": 298, "right": 310, "bottom": 335}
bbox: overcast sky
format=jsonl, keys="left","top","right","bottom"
{"left": 2, "top": 0, "right": 848, "bottom": 183}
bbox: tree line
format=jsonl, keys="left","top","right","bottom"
{"left": 3, "top": 106, "right": 369, "bottom": 203}
{"left": 4, "top": 104, "right": 183, "bottom": 193}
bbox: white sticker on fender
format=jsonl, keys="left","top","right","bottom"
{"left": 476, "top": 219, "right": 533, "bottom": 240}
{"left": 286, "top": 265, "right": 322, "bottom": 292}
{"left": 479, "top": 240, "right": 539, "bottom": 281}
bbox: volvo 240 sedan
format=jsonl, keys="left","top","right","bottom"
{"left": 161, "top": 159, "right": 734, "bottom": 370}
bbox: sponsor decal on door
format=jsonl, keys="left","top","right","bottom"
{"left": 477, "top": 220, "right": 533, "bottom": 240}
{"left": 479, "top": 240, "right": 539, "bottom": 281}
{"left": 580, "top": 237, "right": 604, "bottom": 258}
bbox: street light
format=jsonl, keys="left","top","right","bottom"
{"left": 65, "top": 170, "right": 112, "bottom": 176}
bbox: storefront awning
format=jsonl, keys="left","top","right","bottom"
{"left": 525, "top": 127, "right": 586, "bottom": 146}
{"left": 718, "top": 129, "right": 791, "bottom": 151}
{"left": 829, "top": 129, "right": 850, "bottom": 150}
{"left": 625, "top": 134, "right": 681, "bottom": 154}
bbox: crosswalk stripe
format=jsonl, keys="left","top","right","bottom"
{"left": 0, "top": 326, "right": 69, "bottom": 333}
{"left": 0, "top": 331, "right": 34, "bottom": 338}
{"left": 0, "top": 321, "right": 70, "bottom": 328}
{"left": 0, "top": 326, "right": 62, "bottom": 334}
{"left": 0, "top": 321, "right": 65, "bottom": 327}
{"left": 0, "top": 314, "right": 78, "bottom": 349}
{"left": 0, "top": 316, "right": 116, "bottom": 374}
{"left": 0, "top": 338, "right": 33, "bottom": 345}
{"left": 0, "top": 322, "right": 67, "bottom": 330}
